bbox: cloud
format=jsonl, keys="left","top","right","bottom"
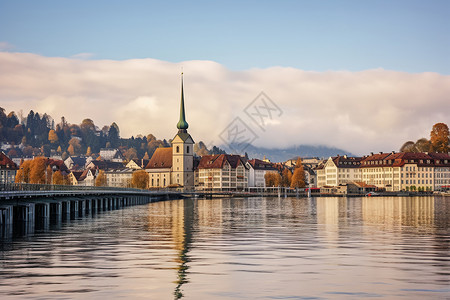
{"left": 70, "top": 52, "right": 95, "bottom": 59}
{"left": 0, "top": 51, "right": 449, "bottom": 156}
{"left": 0, "top": 42, "right": 14, "bottom": 51}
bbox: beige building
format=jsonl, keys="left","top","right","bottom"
{"left": 197, "top": 154, "right": 248, "bottom": 191}
{"left": 317, "top": 155, "right": 362, "bottom": 188}
{"left": 428, "top": 152, "right": 450, "bottom": 191}
{"left": 360, "top": 152, "right": 435, "bottom": 192}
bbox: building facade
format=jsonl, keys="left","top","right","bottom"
{"left": 318, "top": 155, "right": 362, "bottom": 187}
{"left": 0, "top": 151, "right": 18, "bottom": 184}
{"left": 197, "top": 154, "right": 248, "bottom": 190}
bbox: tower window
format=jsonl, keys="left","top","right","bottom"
{"left": 176, "top": 146, "right": 180, "bottom": 153}
{"left": 187, "top": 146, "right": 190, "bottom": 153}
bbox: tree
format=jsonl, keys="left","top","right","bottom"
{"left": 48, "top": 129, "right": 59, "bottom": 144}
{"left": 68, "top": 138, "right": 82, "bottom": 155}
{"left": 281, "top": 168, "right": 292, "bottom": 187}
{"left": 124, "top": 148, "right": 138, "bottom": 161}
{"left": 52, "top": 170, "right": 64, "bottom": 185}
{"left": 430, "top": 122, "right": 449, "bottom": 153}
{"left": 29, "top": 157, "right": 47, "bottom": 184}
{"left": 46, "top": 165, "right": 52, "bottom": 184}
{"left": 15, "top": 160, "right": 32, "bottom": 183}
{"left": 57, "top": 146, "right": 62, "bottom": 154}
{"left": 95, "top": 170, "right": 107, "bottom": 187}
{"left": 265, "top": 171, "right": 281, "bottom": 187}
{"left": 86, "top": 146, "right": 92, "bottom": 156}
{"left": 291, "top": 157, "right": 306, "bottom": 189}
{"left": 131, "top": 170, "right": 149, "bottom": 189}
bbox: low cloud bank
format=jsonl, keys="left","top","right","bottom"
{"left": 0, "top": 52, "right": 449, "bottom": 155}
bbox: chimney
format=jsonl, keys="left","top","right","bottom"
{"left": 370, "top": 152, "right": 374, "bottom": 156}
{"left": 379, "top": 152, "right": 383, "bottom": 155}
{"left": 391, "top": 151, "right": 395, "bottom": 154}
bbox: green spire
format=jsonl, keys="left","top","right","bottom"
{"left": 177, "top": 72, "right": 189, "bottom": 131}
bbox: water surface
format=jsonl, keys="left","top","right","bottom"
{"left": 0, "top": 196, "right": 449, "bottom": 299}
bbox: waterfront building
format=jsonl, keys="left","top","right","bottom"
{"left": 423, "top": 152, "right": 450, "bottom": 191}
{"left": 360, "top": 152, "right": 435, "bottom": 192}
{"left": 105, "top": 168, "right": 134, "bottom": 188}
{"left": 317, "top": 155, "right": 362, "bottom": 187}
{"left": 0, "top": 151, "right": 18, "bottom": 184}
{"left": 68, "top": 169, "right": 96, "bottom": 186}
{"left": 146, "top": 74, "right": 195, "bottom": 189}
{"left": 246, "top": 158, "right": 278, "bottom": 188}
{"left": 64, "top": 156, "right": 92, "bottom": 170}
{"left": 197, "top": 154, "right": 248, "bottom": 191}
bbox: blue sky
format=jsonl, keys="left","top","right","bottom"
{"left": 1, "top": 0, "right": 448, "bottom": 73}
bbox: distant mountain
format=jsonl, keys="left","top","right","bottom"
{"left": 223, "top": 144, "right": 354, "bottom": 162}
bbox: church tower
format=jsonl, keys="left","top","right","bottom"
{"left": 172, "top": 73, "right": 194, "bottom": 189}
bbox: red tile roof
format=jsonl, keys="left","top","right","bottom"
{"left": 146, "top": 147, "right": 173, "bottom": 169}
{"left": 0, "top": 151, "right": 18, "bottom": 170}
{"left": 198, "top": 154, "right": 247, "bottom": 169}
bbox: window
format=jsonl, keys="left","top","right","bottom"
{"left": 187, "top": 146, "right": 190, "bottom": 153}
{"left": 176, "top": 146, "right": 180, "bottom": 153}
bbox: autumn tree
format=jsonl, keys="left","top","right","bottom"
{"left": 131, "top": 170, "right": 149, "bottom": 189}
{"left": 46, "top": 165, "right": 52, "bottom": 185}
{"left": 52, "top": 170, "right": 64, "bottom": 185}
{"left": 68, "top": 137, "right": 82, "bottom": 155}
{"left": 291, "top": 157, "right": 306, "bottom": 189}
{"left": 48, "top": 129, "right": 58, "bottom": 144}
{"left": 29, "top": 157, "right": 47, "bottom": 184}
{"left": 281, "top": 168, "right": 292, "bottom": 187}
{"left": 265, "top": 171, "right": 281, "bottom": 187}
{"left": 95, "top": 170, "right": 107, "bottom": 187}
{"left": 124, "top": 148, "right": 138, "bottom": 161}
{"left": 86, "top": 146, "right": 92, "bottom": 156}
{"left": 430, "top": 122, "right": 449, "bottom": 153}
{"left": 15, "top": 160, "right": 32, "bottom": 183}
{"left": 57, "top": 145, "right": 62, "bottom": 154}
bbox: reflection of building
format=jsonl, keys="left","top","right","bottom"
{"left": 146, "top": 74, "right": 194, "bottom": 189}
{"left": 362, "top": 197, "right": 435, "bottom": 229}
{"left": 428, "top": 153, "right": 450, "bottom": 191}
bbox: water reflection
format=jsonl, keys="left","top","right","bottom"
{"left": 0, "top": 196, "right": 449, "bottom": 299}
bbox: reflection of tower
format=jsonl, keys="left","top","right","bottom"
{"left": 173, "top": 198, "right": 195, "bottom": 299}
{"left": 172, "top": 73, "right": 194, "bottom": 189}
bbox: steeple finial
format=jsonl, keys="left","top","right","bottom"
{"left": 177, "top": 72, "right": 189, "bottom": 131}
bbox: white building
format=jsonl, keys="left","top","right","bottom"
{"left": 197, "top": 154, "right": 248, "bottom": 191}
{"left": 0, "top": 151, "right": 18, "bottom": 184}
{"left": 246, "top": 159, "right": 278, "bottom": 188}
{"left": 318, "top": 155, "right": 362, "bottom": 187}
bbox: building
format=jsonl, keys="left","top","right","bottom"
{"left": 146, "top": 73, "right": 195, "bottom": 190}
{"left": 317, "top": 155, "right": 362, "bottom": 187}
{"left": 360, "top": 152, "right": 435, "bottom": 192}
{"left": 99, "top": 148, "right": 124, "bottom": 162}
{"left": 0, "top": 151, "right": 18, "bottom": 184}
{"left": 428, "top": 152, "right": 450, "bottom": 191}
{"left": 64, "top": 156, "right": 92, "bottom": 170}
{"left": 197, "top": 154, "right": 248, "bottom": 191}
{"left": 68, "top": 169, "right": 96, "bottom": 186}
{"left": 105, "top": 168, "right": 134, "bottom": 188}
{"left": 246, "top": 159, "right": 278, "bottom": 188}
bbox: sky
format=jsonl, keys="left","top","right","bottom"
{"left": 0, "top": 0, "right": 449, "bottom": 156}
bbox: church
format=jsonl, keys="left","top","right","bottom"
{"left": 146, "top": 74, "right": 195, "bottom": 189}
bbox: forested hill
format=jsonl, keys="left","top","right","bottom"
{"left": 0, "top": 107, "right": 226, "bottom": 160}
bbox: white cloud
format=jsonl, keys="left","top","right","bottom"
{"left": 70, "top": 52, "right": 95, "bottom": 59}
{"left": 0, "top": 42, "right": 14, "bottom": 51}
{"left": 0, "top": 51, "right": 449, "bottom": 156}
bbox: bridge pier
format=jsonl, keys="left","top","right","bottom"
{"left": 0, "top": 206, "right": 13, "bottom": 225}
{"left": 70, "top": 200, "right": 79, "bottom": 219}
{"left": 50, "top": 202, "right": 62, "bottom": 223}
{"left": 61, "top": 200, "right": 70, "bottom": 220}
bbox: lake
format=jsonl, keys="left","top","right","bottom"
{"left": 0, "top": 196, "right": 449, "bottom": 299}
